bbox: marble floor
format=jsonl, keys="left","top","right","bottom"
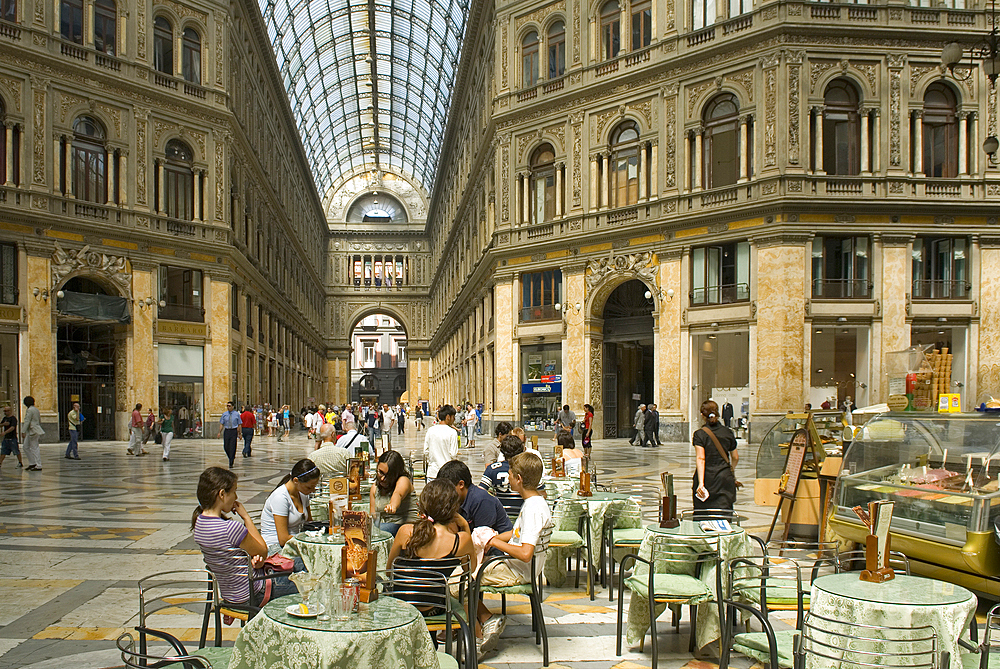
{"left": 0, "top": 428, "right": 780, "bottom": 669}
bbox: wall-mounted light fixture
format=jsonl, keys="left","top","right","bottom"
{"left": 32, "top": 287, "right": 49, "bottom": 301}
{"left": 644, "top": 287, "right": 674, "bottom": 302}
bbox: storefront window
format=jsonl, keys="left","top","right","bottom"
{"left": 159, "top": 265, "right": 204, "bottom": 322}
{"left": 911, "top": 325, "right": 965, "bottom": 404}
{"left": 520, "top": 344, "right": 561, "bottom": 431}
{"left": 158, "top": 380, "right": 203, "bottom": 438}
{"left": 810, "top": 326, "right": 869, "bottom": 409}
{"left": 693, "top": 331, "right": 749, "bottom": 428}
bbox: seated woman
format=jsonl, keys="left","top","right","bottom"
{"left": 556, "top": 432, "right": 585, "bottom": 477}
{"left": 192, "top": 467, "right": 299, "bottom": 605}
{"left": 371, "top": 450, "right": 420, "bottom": 536}
{"left": 260, "top": 459, "right": 321, "bottom": 555}
{"left": 387, "top": 479, "right": 479, "bottom": 634}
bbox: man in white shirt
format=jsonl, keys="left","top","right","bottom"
{"left": 423, "top": 405, "right": 458, "bottom": 479}
{"left": 462, "top": 402, "right": 478, "bottom": 449}
{"left": 335, "top": 419, "right": 364, "bottom": 456}
{"left": 311, "top": 424, "right": 349, "bottom": 477}
{"left": 382, "top": 404, "right": 396, "bottom": 449}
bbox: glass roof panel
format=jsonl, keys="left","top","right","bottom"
{"left": 259, "top": 0, "right": 470, "bottom": 195}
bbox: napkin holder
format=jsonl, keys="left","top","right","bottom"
{"left": 342, "top": 509, "right": 378, "bottom": 601}
{"left": 347, "top": 459, "right": 363, "bottom": 501}
{"left": 859, "top": 534, "right": 895, "bottom": 583}
{"left": 330, "top": 476, "right": 349, "bottom": 496}
{"left": 577, "top": 456, "right": 593, "bottom": 496}
{"left": 551, "top": 457, "right": 565, "bottom": 477}
{"left": 659, "top": 472, "right": 679, "bottom": 528}
{"left": 341, "top": 547, "right": 379, "bottom": 602}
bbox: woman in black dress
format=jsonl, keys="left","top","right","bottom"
{"left": 692, "top": 399, "right": 739, "bottom": 510}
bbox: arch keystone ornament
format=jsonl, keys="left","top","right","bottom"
{"left": 51, "top": 242, "right": 133, "bottom": 299}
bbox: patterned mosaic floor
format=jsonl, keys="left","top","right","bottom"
{"left": 0, "top": 428, "right": 778, "bottom": 668}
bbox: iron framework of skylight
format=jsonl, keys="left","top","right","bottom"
{"left": 259, "top": 0, "right": 470, "bottom": 196}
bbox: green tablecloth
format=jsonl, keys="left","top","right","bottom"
{"left": 545, "top": 495, "right": 642, "bottom": 588}
{"left": 807, "top": 573, "right": 976, "bottom": 665}
{"left": 543, "top": 477, "right": 580, "bottom": 499}
{"left": 624, "top": 523, "right": 751, "bottom": 651}
{"left": 281, "top": 530, "right": 393, "bottom": 582}
{"left": 228, "top": 594, "right": 439, "bottom": 669}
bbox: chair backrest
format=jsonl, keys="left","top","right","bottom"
{"left": 834, "top": 549, "right": 911, "bottom": 576}
{"left": 767, "top": 540, "right": 838, "bottom": 563}
{"left": 494, "top": 490, "right": 525, "bottom": 519}
{"left": 796, "top": 611, "right": 943, "bottom": 669}
{"left": 137, "top": 570, "right": 216, "bottom": 630}
{"left": 117, "top": 632, "right": 212, "bottom": 669}
{"left": 680, "top": 508, "right": 745, "bottom": 526}
{"left": 727, "top": 556, "right": 808, "bottom": 612}
{"left": 550, "top": 498, "right": 590, "bottom": 532}
{"left": 394, "top": 554, "right": 472, "bottom": 603}
{"left": 647, "top": 531, "right": 721, "bottom": 576}
{"left": 385, "top": 564, "right": 456, "bottom": 612}
{"left": 199, "top": 546, "right": 257, "bottom": 606}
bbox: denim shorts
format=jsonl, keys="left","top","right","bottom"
{"left": 1, "top": 439, "right": 19, "bottom": 455}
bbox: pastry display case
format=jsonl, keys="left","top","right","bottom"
{"left": 828, "top": 412, "right": 1000, "bottom": 598}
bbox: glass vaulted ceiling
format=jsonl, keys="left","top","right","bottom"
{"left": 260, "top": 0, "right": 470, "bottom": 196}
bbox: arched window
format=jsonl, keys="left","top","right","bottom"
{"left": 609, "top": 121, "right": 640, "bottom": 207}
{"left": 601, "top": 0, "right": 620, "bottom": 60}
{"left": 164, "top": 139, "right": 193, "bottom": 220}
{"left": 547, "top": 21, "right": 565, "bottom": 79}
{"left": 182, "top": 27, "right": 201, "bottom": 84}
{"left": 2, "top": 0, "right": 16, "bottom": 23}
{"left": 60, "top": 0, "right": 83, "bottom": 43}
{"left": 702, "top": 94, "right": 740, "bottom": 188}
{"left": 631, "top": 0, "right": 651, "bottom": 49}
{"left": 823, "top": 79, "right": 861, "bottom": 175}
{"left": 94, "top": 0, "right": 115, "bottom": 54}
{"left": 72, "top": 116, "right": 106, "bottom": 203}
{"left": 530, "top": 144, "right": 556, "bottom": 224}
{"left": 521, "top": 31, "right": 539, "bottom": 88}
{"left": 923, "top": 83, "right": 958, "bottom": 178}
{"left": 153, "top": 17, "right": 173, "bottom": 75}
{"left": 693, "top": 0, "right": 716, "bottom": 29}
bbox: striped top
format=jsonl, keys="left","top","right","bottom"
{"left": 193, "top": 515, "right": 263, "bottom": 604}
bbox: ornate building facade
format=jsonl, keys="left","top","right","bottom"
{"left": 0, "top": 0, "right": 327, "bottom": 439}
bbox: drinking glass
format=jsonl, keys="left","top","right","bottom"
{"left": 316, "top": 578, "right": 331, "bottom": 620}
{"left": 337, "top": 583, "right": 354, "bottom": 619}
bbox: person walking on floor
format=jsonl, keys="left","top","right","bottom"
{"left": 65, "top": 401, "right": 81, "bottom": 460}
{"left": 630, "top": 404, "right": 646, "bottom": 446}
{"left": 22, "top": 396, "right": 44, "bottom": 471}
{"left": 240, "top": 404, "right": 256, "bottom": 458}
{"left": 127, "top": 403, "right": 147, "bottom": 456}
{"left": 0, "top": 405, "right": 22, "bottom": 469}
{"left": 159, "top": 408, "right": 174, "bottom": 461}
{"left": 220, "top": 401, "right": 241, "bottom": 468}
{"left": 142, "top": 408, "right": 155, "bottom": 445}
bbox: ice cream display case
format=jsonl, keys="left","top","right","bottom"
{"left": 828, "top": 412, "right": 1000, "bottom": 598}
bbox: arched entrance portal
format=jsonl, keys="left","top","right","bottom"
{"left": 601, "top": 280, "right": 654, "bottom": 438}
{"left": 56, "top": 276, "right": 129, "bottom": 440}
{"left": 350, "top": 313, "right": 407, "bottom": 405}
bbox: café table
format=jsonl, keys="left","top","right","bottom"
{"left": 310, "top": 488, "right": 373, "bottom": 521}
{"left": 281, "top": 528, "right": 393, "bottom": 581}
{"left": 227, "top": 594, "right": 440, "bottom": 669}
{"left": 544, "top": 476, "right": 580, "bottom": 500}
{"left": 807, "top": 572, "right": 976, "bottom": 664}
{"left": 546, "top": 491, "right": 643, "bottom": 587}
{"left": 624, "top": 520, "right": 751, "bottom": 651}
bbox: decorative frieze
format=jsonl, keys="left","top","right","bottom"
{"left": 571, "top": 111, "right": 583, "bottom": 207}
{"left": 51, "top": 243, "right": 133, "bottom": 299}
{"left": 31, "top": 82, "right": 46, "bottom": 186}
{"left": 888, "top": 55, "right": 904, "bottom": 167}
{"left": 788, "top": 60, "right": 800, "bottom": 165}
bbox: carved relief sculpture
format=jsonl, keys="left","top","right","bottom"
{"left": 51, "top": 243, "right": 133, "bottom": 299}
{"left": 585, "top": 251, "right": 658, "bottom": 293}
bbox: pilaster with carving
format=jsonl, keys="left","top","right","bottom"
{"left": 663, "top": 83, "right": 678, "bottom": 191}
{"left": 760, "top": 53, "right": 780, "bottom": 172}
{"left": 888, "top": 54, "right": 905, "bottom": 170}
{"left": 29, "top": 76, "right": 48, "bottom": 190}
{"left": 786, "top": 50, "right": 803, "bottom": 167}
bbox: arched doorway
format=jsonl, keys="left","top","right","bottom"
{"left": 601, "top": 280, "right": 654, "bottom": 438}
{"left": 350, "top": 313, "right": 407, "bottom": 404}
{"left": 56, "top": 275, "right": 129, "bottom": 440}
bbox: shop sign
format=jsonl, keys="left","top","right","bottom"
{"left": 522, "top": 382, "right": 561, "bottom": 394}
{"left": 540, "top": 375, "right": 561, "bottom": 383}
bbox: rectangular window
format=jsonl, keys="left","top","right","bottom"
{"left": 0, "top": 243, "right": 16, "bottom": 305}
{"left": 363, "top": 341, "right": 376, "bottom": 366}
{"left": 522, "top": 46, "right": 539, "bottom": 88}
{"left": 811, "top": 236, "right": 870, "bottom": 299}
{"left": 60, "top": 0, "right": 83, "bottom": 43}
{"left": 601, "top": 14, "right": 620, "bottom": 60}
{"left": 520, "top": 269, "right": 562, "bottom": 321}
{"left": 912, "top": 237, "right": 969, "bottom": 299}
{"left": 690, "top": 241, "right": 750, "bottom": 306}
{"left": 230, "top": 283, "right": 240, "bottom": 330}
{"left": 548, "top": 32, "right": 565, "bottom": 78}
{"left": 729, "top": 0, "right": 750, "bottom": 16}
{"left": 631, "top": 0, "right": 651, "bottom": 49}
{"left": 397, "top": 344, "right": 406, "bottom": 364}
{"left": 693, "top": 0, "right": 716, "bottom": 29}
{"left": 158, "top": 266, "right": 203, "bottom": 321}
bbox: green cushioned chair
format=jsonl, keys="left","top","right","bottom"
{"left": 732, "top": 630, "right": 796, "bottom": 668}
{"left": 118, "top": 631, "right": 229, "bottom": 669}
{"left": 436, "top": 651, "right": 460, "bottom": 669}
{"left": 615, "top": 533, "right": 724, "bottom": 668}
{"left": 601, "top": 495, "right": 654, "bottom": 602}
{"left": 136, "top": 569, "right": 222, "bottom": 652}
{"left": 549, "top": 499, "right": 595, "bottom": 600}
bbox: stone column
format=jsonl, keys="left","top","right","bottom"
{"left": 650, "top": 142, "right": 658, "bottom": 197}
{"left": 814, "top": 107, "right": 825, "bottom": 174}
{"left": 751, "top": 234, "right": 809, "bottom": 437}
{"left": 326, "top": 347, "right": 350, "bottom": 405}
{"left": 638, "top": 143, "right": 647, "bottom": 200}
{"left": 206, "top": 275, "right": 232, "bottom": 435}
{"left": 861, "top": 110, "right": 870, "bottom": 174}
{"left": 872, "top": 110, "right": 881, "bottom": 173}
{"left": 521, "top": 172, "right": 530, "bottom": 224}
{"left": 913, "top": 111, "right": 923, "bottom": 175}
{"left": 4, "top": 124, "right": 12, "bottom": 186}
{"left": 958, "top": 111, "right": 968, "bottom": 176}
{"left": 64, "top": 139, "right": 74, "bottom": 197}
{"left": 130, "top": 263, "right": 156, "bottom": 424}
{"left": 492, "top": 277, "right": 516, "bottom": 422}
{"left": 118, "top": 151, "right": 127, "bottom": 204}
{"left": 601, "top": 154, "right": 610, "bottom": 209}
{"left": 193, "top": 170, "right": 202, "bottom": 220}
{"left": 693, "top": 128, "right": 703, "bottom": 191}
{"left": 590, "top": 154, "right": 599, "bottom": 210}
{"left": 739, "top": 116, "right": 749, "bottom": 182}
{"left": 157, "top": 159, "right": 165, "bottom": 212}
{"left": 968, "top": 113, "right": 977, "bottom": 175}
{"left": 562, "top": 264, "right": 586, "bottom": 410}
{"left": 872, "top": 235, "right": 912, "bottom": 403}
{"left": 555, "top": 162, "right": 563, "bottom": 217}
{"left": 23, "top": 247, "right": 57, "bottom": 439}
{"left": 656, "top": 251, "right": 685, "bottom": 438}
{"left": 584, "top": 319, "right": 604, "bottom": 438}
{"left": 977, "top": 237, "right": 1000, "bottom": 401}
{"left": 684, "top": 131, "right": 691, "bottom": 191}
{"left": 103, "top": 148, "right": 110, "bottom": 203}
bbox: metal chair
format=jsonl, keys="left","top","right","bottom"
{"left": 137, "top": 569, "right": 219, "bottom": 653}
{"left": 473, "top": 524, "right": 554, "bottom": 666}
{"left": 834, "top": 548, "right": 912, "bottom": 575}
{"left": 117, "top": 630, "right": 230, "bottom": 669}
{"left": 680, "top": 508, "right": 746, "bottom": 526}
{"left": 549, "top": 498, "right": 595, "bottom": 600}
{"left": 603, "top": 499, "right": 654, "bottom": 601}
{"left": 793, "top": 611, "right": 947, "bottom": 669}
{"left": 384, "top": 563, "right": 476, "bottom": 669}
{"left": 494, "top": 489, "right": 525, "bottom": 521}
{"left": 200, "top": 546, "right": 282, "bottom": 641}
{"left": 615, "top": 532, "right": 724, "bottom": 668}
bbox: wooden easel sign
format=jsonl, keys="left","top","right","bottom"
{"left": 766, "top": 429, "right": 809, "bottom": 543}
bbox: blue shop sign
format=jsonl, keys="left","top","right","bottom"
{"left": 522, "top": 382, "right": 561, "bottom": 394}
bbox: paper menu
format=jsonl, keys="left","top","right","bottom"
{"left": 870, "top": 500, "right": 894, "bottom": 569}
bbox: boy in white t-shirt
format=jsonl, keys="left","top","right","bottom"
{"left": 477, "top": 451, "right": 552, "bottom": 653}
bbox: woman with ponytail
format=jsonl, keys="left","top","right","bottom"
{"left": 386, "top": 478, "right": 476, "bottom": 570}
{"left": 192, "top": 467, "right": 299, "bottom": 605}
{"left": 260, "top": 458, "right": 321, "bottom": 555}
